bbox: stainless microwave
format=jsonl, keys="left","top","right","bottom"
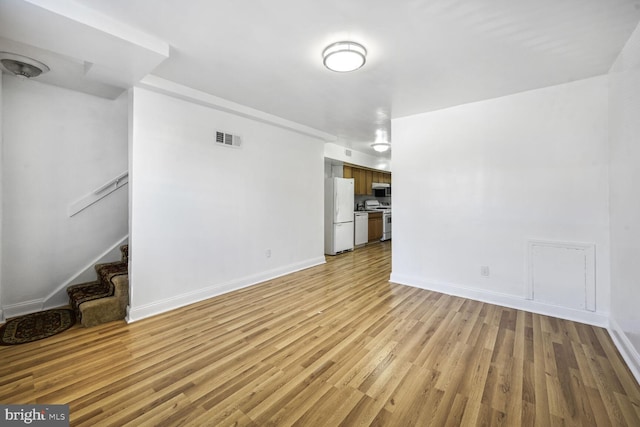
{"left": 372, "top": 183, "right": 391, "bottom": 197}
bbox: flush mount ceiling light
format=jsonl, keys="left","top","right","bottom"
{"left": 322, "top": 41, "right": 367, "bottom": 72}
{"left": 0, "top": 52, "right": 50, "bottom": 78}
{"left": 371, "top": 129, "right": 391, "bottom": 152}
{"left": 371, "top": 142, "right": 391, "bottom": 152}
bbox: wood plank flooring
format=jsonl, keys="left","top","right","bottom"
{"left": 1, "top": 241, "right": 639, "bottom": 426}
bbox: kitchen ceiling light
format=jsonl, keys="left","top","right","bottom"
{"left": 371, "top": 142, "right": 391, "bottom": 152}
{"left": 322, "top": 41, "right": 367, "bottom": 72}
{"left": 0, "top": 52, "right": 49, "bottom": 78}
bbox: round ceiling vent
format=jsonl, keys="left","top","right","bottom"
{"left": 0, "top": 52, "right": 50, "bottom": 78}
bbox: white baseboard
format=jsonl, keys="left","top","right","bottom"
{"left": 3, "top": 299, "right": 45, "bottom": 320}
{"left": 127, "top": 256, "right": 326, "bottom": 323}
{"left": 42, "top": 235, "right": 129, "bottom": 310}
{"left": 389, "top": 273, "right": 608, "bottom": 327}
{"left": 608, "top": 317, "right": 640, "bottom": 385}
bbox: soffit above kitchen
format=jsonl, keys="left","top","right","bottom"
{"left": 2, "top": 0, "right": 639, "bottom": 158}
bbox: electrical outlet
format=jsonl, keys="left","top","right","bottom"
{"left": 480, "top": 266, "right": 490, "bottom": 277}
{"left": 265, "top": 249, "right": 271, "bottom": 258}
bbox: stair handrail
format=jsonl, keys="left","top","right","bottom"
{"left": 93, "top": 171, "right": 128, "bottom": 195}
{"left": 68, "top": 171, "right": 128, "bottom": 217}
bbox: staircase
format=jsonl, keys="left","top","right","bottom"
{"left": 67, "top": 245, "right": 129, "bottom": 327}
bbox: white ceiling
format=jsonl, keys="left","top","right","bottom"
{"left": 3, "top": 0, "right": 640, "bottom": 158}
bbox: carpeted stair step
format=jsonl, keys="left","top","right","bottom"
{"left": 67, "top": 280, "right": 112, "bottom": 308}
{"left": 120, "top": 244, "right": 128, "bottom": 263}
{"left": 66, "top": 244, "right": 129, "bottom": 327}
{"left": 95, "top": 260, "right": 128, "bottom": 285}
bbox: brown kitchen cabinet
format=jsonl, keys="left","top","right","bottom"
{"left": 343, "top": 163, "right": 391, "bottom": 196}
{"left": 368, "top": 212, "right": 383, "bottom": 242}
{"left": 365, "top": 170, "right": 373, "bottom": 195}
{"left": 356, "top": 168, "right": 368, "bottom": 195}
{"left": 349, "top": 167, "right": 365, "bottom": 195}
{"left": 343, "top": 165, "right": 353, "bottom": 179}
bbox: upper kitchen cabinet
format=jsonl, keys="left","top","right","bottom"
{"left": 356, "top": 168, "right": 368, "bottom": 195}
{"left": 344, "top": 164, "right": 391, "bottom": 195}
{"left": 343, "top": 165, "right": 365, "bottom": 194}
{"left": 365, "top": 169, "right": 373, "bottom": 195}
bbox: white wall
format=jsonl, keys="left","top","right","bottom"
{"left": 1, "top": 75, "right": 128, "bottom": 317}
{"left": 391, "top": 76, "right": 610, "bottom": 325}
{"left": 128, "top": 87, "right": 325, "bottom": 321}
{"left": 324, "top": 142, "right": 391, "bottom": 172}
{"left": 608, "top": 22, "right": 640, "bottom": 381}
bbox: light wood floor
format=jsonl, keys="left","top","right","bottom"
{"left": 2, "top": 241, "right": 639, "bottom": 426}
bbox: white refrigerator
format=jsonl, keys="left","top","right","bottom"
{"left": 325, "top": 177, "right": 355, "bottom": 255}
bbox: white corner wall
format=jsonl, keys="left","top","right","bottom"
{"left": 128, "top": 87, "right": 325, "bottom": 321}
{"left": 1, "top": 75, "right": 128, "bottom": 317}
{"left": 608, "top": 21, "right": 640, "bottom": 382}
{"left": 391, "top": 76, "right": 610, "bottom": 326}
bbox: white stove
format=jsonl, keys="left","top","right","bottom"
{"left": 363, "top": 200, "right": 391, "bottom": 212}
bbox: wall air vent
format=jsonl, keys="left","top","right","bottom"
{"left": 215, "top": 130, "right": 242, "bottom": 149}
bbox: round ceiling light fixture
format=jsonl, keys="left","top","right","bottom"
{"left": 371, "top": 142, "right": 391, "bottom": 152}
{"left": 322, "top": 41, "right": 367, "bottom": 72}
{"left": 0, "top": 52, "right": 50, "bottom": 78}
{"left": 371, "top": 129, "right": 391, "bottom": 152}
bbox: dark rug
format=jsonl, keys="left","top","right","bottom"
{"left": 0, "top": 309, "right": 76, "bottom": 345}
